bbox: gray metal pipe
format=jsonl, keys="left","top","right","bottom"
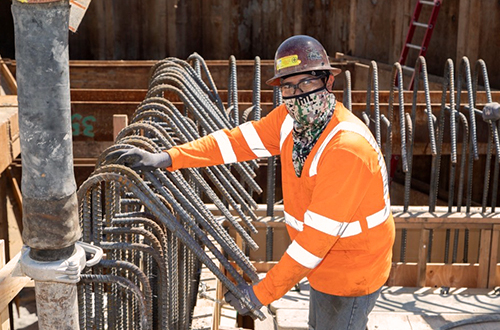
{"left": 12, "top": 0, "right": 80, "bottom": 259}
{"left": 12, "top": 1, "right": 81, "bottom": 329}
{"left": 35, "top": 282, "right": 80, "bottom": 329}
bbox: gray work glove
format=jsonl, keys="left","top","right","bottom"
{"left": 224, "top": 283, "right": 262, "bottom": 316}
{"left": 105, "top": 147, "right": 172, "bottom": 171}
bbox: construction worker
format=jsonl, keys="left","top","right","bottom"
{"left": 109, "top": 35, "right": 395, "bottom": 330}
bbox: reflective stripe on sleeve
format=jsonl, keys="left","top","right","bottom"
{"left": 239, "top": 122, "right": 272, "bottom": 158}
{"left": 304, "top": 210, "right": 362, "bottom": 238}
{"left": 284, "top": 211, "right": 304, "bottom": 231}
{"left": 210, "top": 130, "right": 237, "bottom": 164}
{"left": 280, "top": 115, "right": 293, "bottom": 151}
{"left": 286, "top": 241, "right": 323, "bottom": 269}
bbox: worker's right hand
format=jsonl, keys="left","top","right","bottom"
{"left": 224, "top": 284, "right": 263, "bottom": 316}
{"left": 105, "top": 147, "right": 172, "bottom": 171}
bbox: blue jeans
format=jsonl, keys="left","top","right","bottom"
{"left": 308, "top": 286, "right": 381, "bottom": 330}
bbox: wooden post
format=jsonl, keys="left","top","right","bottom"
{"left": 488, "top": 225, "right": 500, "bottom": 288}
{"left": 417, "top": 228, "right": 430, "bottom": 287}
{"left": 478, "top": 229, "right": 492, "bottom": 288}
{"left": 212, "top": 262, "right": 223, "bottom": 330}
{"left": 0, "top": 175, "right": 9, "bottom": 263}
{"left": 112, "top": 114, "right": 128, "bottom": 141}
{"left": 0, "top": 240, "right": 9, "bottom": 330}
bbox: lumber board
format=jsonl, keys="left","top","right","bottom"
{"left": 488, "top": 225, "right": 500, "bottom": 288}
{"left": 0, "top": 240, "right": 9, "bottom": 330}
{"left": 417, "top": 229, "right": 430, "bottom": 286}
{"left": 0, "top": 57, "right": 16, "bottom": 95}
{"left": 68, "top": 88, "right": 500, "bottom": 105}
{"left": 0, "top": 121, "right": 10, "bottom": 174}
{"left": 0, "top": 97, "right": 20, "bottom": 173}
{"left": 5, "top": 169, "right": 22, "bottom": 233}
{"left": 73, "top": 141, "right": 113, "bottom": 158}
{"left": 478, "top": 229, "right": 493, "bottom": 288}
{"left": 456, "top": 0, "right": 481, "bottom": 67}
{"left": 112, "top": 114, "right": 128, "bottom": 141}
{"left": 0, "top": 251, "right": 33, "bottom": 313}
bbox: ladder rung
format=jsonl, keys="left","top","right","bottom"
{"left": 420, "top": 0, "right": 436, "bottom": 6}
{"left": 406, "top": 43, "right": 422, "bottom": 50}
{"left": 401, "top": 65, "right": 415, "bottom": 72}
{"left": 412, "top": 21, "right": 429, "bottom": 28}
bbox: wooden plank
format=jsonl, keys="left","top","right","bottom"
{"left": 0, "top": 252, "right": 33, "bottom": 313}
{"left": 476, "top": 1, "right": 500, "bottom": 89}
{"left": 253, "top": 261, "right": 278, "bottom": 273}
{"left": 248, "top": 222, "right": 268, "bottom": 262}
{"left": 0, "top": 240, "right": 9, "bottom": 330}
{"left": 456, "top": 0, "right": 481, "bottom": 67}
{"left": 165, "top": 0, "right": 179, "bottom": 58}
{"left": 387, "top": 262, "right": 418, "bottom": 287}
{"left": 489, "top": 225, "right": 500, "bottom": 288}
{"left": 71, "top": 102, "right": 138, "bottom": 142}
{"left": 69, "top": 88, "right": 499, "bottom": 107}
{"left": 73, "top": 141, "right": 113, "bottom": 158}
{"left": 292, "top": 1, "right": 302, "bottom": 36}
{"left": 456, "top": 0, "right": 470, "bottom": 66}
{"left": 0, "top": 57, "right": 17, "bottom": 95}
{"left": 8, "top": 57, "right": 500, "bottom": 94}
{"left": 426, "top": 263, "right": 478, "bottom": 288}
{"left": 0, "top": 176, "right": 9, "bottom": 266}
{"left": 5, "top": 169, "right": 22, "bottom": 234}
{"left": 478, "top": 229, "right": 492, "bottom": 288}
{"left": 389, "top": 0, "right": 410, "bottom": 64}
{"left": 348, "top": 0, "right": 357, "bottom": 55}
{"left": 417, "top": 228, "right": 430, "bottom": 286}
{"left": 212, "top": 261, "right": 223, "bottom": 330}
{"left": 0, "top": 121, "right": 11, "bottom": 174}
{"left": 112, "top": 114, "right": 128, "bottom": 141}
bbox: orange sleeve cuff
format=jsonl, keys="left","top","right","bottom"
{"left": 253, "top": 279, "right": 276, "bottom": 306}
{"left": 165, "top": 149, "right": 179, "bottom": 171}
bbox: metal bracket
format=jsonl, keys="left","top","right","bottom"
{"left": 14, "top": 241, "right": 103, "bottom": 283}
{"left": 483, "top": 102, "right": 500, "bottom": 121}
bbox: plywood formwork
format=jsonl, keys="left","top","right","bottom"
{"left": 1, "top": 1, "right": 499, "bottom": 87}
{"left": 1, "top": 55, "right": 500, "bottom": 329}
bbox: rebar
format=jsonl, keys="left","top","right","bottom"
{"left": 75, "top": 53, "right": 500, "bottom": 329}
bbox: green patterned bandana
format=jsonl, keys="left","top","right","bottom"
{"left": 284, "top": 88, "right": 336, "bottom": 177}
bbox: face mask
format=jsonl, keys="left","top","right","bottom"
{"left": 283, "top": 88, "right": 336, "bottom": 126}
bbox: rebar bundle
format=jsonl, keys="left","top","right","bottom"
{"left": 77, "top": 55, "right": 266, "bottom": 329}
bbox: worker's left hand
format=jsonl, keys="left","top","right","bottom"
{"left": 104, "top": 147, "right": 172, "bottom": 171}
{"left": 224, "top": 283, "right": 263, "bottom": 316}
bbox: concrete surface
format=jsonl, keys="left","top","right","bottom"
{"left": 269, "top": 281, "right": 500, "bottom": 330}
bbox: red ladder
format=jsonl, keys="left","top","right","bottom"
{"left": 399, "top": 0, "right": 442, "bottom": 90}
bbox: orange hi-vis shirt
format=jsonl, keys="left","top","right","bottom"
{"left": 166, "top": 101, "right": 395, "bottom": 305}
